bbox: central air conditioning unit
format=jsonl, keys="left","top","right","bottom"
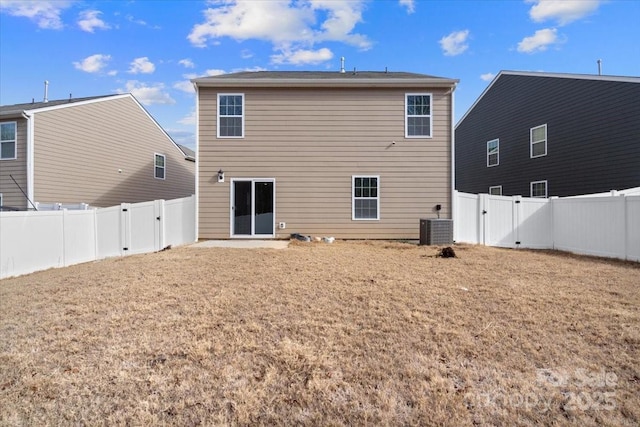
{"left": 419, "top": 219, "right": 453, "bottom": 245}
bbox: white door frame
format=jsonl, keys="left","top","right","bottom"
{"left": 229, "top": 178, "right": 276, "bottom": 238}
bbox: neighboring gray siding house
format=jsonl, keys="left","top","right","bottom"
{"left": 455, "top": 71, "right": 640, "bottom": 197}
{"left": 0, "top": 94, "right": 195, "bottom": 209}
{"left": 193, "top": 71, "right": 458, "bottom": 239}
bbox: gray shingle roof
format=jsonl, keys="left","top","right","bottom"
{"left": 0, "top": 95, "right": 120, "bottom": 117}
{"left": 193, "top": 70, "right": 458, "bottom": 88}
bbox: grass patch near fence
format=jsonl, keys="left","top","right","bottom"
{"left": 1, "top": 241, "right": 639, "bottom": 426}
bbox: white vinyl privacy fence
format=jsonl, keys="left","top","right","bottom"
{"left": 0, "top": 195, "right": 196, "bottom": 279}
{"left": 454, "top": 190, "right": 640, "bottom": 262}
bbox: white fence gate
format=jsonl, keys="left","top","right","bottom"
{"left": 454, "top": 190, "right": 640, "bottom": 262}
{"left": 0, "top": 195, "right": 196, "bottom": 279}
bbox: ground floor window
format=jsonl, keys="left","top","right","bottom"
{"left": 489, "top": 186, "right": 502, "bottom": 196}
{"left": 352, "top": 175, "right": 379, "bottom": 220}
{"left": 530, "top": 180, "right": 548, "bottom": 198}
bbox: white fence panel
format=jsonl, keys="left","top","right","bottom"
{"left": 454, "top": 191, "right": 480, "bottom": 244}
{"left": 517, "top": 197, "right": 553, "bottom": 249}
{"left": 165, "top": 195, "right": 196, "bottom": 247}
{"left": 627, "top": 196, "right": 640, "bottom": 262}
{"left": 96, "top": 205, "right": 122, "bottom": 259}
{"left": 454, "top": 189, "right": 638, "bottom": 262}
{"left": 485, "top": 195, "right": 516, "bottom": 248}
{"left": 1, "top": 195, "right": 196, "bottom": 280}
{"left": 63, "top": 210, "right": 97, "bottom": 266}
{"left": 553, "top": 196, "right": 627, "bottom": 259}
{"left": 127, "top": 200, "right": 161, "bottom": 255}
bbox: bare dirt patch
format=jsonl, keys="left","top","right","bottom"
{"left": 1, "top": 242, "right": 639, "bottom": 426}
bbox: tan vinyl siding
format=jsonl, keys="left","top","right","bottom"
{"left": 0, "top": 118, "right": 28, "bottom": 209}
{"left": 199, "top": 87, "right": 453, "bottom": 239}
{"left": 32, "top": 96, "right": 194, "bottom": 207}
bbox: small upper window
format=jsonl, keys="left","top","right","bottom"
{"left": 405, "top": 94, "right": 432, "bottom": 138}
{"left": 530, "top": 124, "right": 547, "bottom": 158}
{"left": 530, "top": 180, "right": 547, "bottom": 198}
{"left": 218, "top": 94, "right": 244, "bottom": 138}
{"left": 154, "top": 154, "right": 166, "bottom": 180}
{"left": 489, "top": 186, "right": 502, "bottom": 196}
{"left": 1, "top": 121, "right": 17, "bottom": 160}
{"left": 487, "top": 139, "right": 499, "bottom": 167}
{"left": 353, "top": 175, "right": 380, "bottom": 220}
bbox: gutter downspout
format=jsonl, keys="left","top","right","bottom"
{"left": 22, "top": 111, "right": 36, "bottom": 209}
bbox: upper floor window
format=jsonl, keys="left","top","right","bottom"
{"left": 352, "top": 175, "right": 380, "bottom": 220}
{"left": 405, "top": 94, "right": 432, "bottom": 138}
{"left": 154, "top": 154, "right": 166, "bottom": 180}
{"left": 218, "top": 94, "right": 244, "bottom": 138}
{"left": 530, "top": 124, "right": 547, "bottom": 158}
{"left": 487, "top": 139, "right": 499, "bottom": 167}
{"left": 1, "top": 121, "right": 17, "bottom": 160}
{"left": 530, "top": 180, "right": 547, "bottom": 198}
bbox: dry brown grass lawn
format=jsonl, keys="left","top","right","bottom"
{"left": 1, "top": 241, "right": 639, "bottom": 426}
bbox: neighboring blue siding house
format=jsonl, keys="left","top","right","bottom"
{"left": 455, "top": 71, "right": 640, "bottom": 197}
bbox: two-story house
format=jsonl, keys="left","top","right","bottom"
{"left": 193, "top": 70, "right": 458, "bottom": 239}
{"left": 455, "top": 71, "right": 640, "bottom": 197}
{"left": 0, "top": 94, "right": 195, "bottom": 210}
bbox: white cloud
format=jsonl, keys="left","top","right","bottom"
{"left": 399, "top": 0, "right": 415, "bottom": 14}
{"left": 439, "top": 30, "right": 470, "bottom": 56}
{"left": 205, "top": 69, "right": 226, "bottom": 76}
{"left": 187, "top": 0, "right": 370, "bottom": 65}
{"left": 117, "top": 81, "right": 175, "bottom": 105}
{"left": 128, "top": 57, "right": 155, "bottom": 74}
{"left": 174, "top": 74, "right": 198, "bottom": 93}
{"left": 73, "top": 54, "right": 112, "bottom": 73}
{"left": 240, "top": 49, "right": 253, "bottom": 59}
{"left": 527, "top": 0, "right": 601, "bottom": 25}
{"left": 78, "top": 10, "right": 110, "bottom": 33}
{"left": 480, "top": 73, "right": 496, "bottom": 81}
{"left": 178, "top": 110, "right": 196, "bottom": 126}
{"left": 179, "top": 59, "right": 195, "bottom": 68}
{"left": 0, "top": 0, "right": 73, "bottom": 29}
{"left": 517, "top": 28, "right": 559, "bottom": 53}
{"left": 271, "top": 47, "right": 333, "bottom": 65}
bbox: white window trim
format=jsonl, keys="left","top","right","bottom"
{"left": 0, "top": 121, "right": 17, "bottom": 160}
{"left": 487, "top": 138, "right": 499, "bottom": 167}
{"left": 154, "top": 153, "right": 166, "bottom": 180}
{"left": 530, "top": 180, "right": 548, "bottom": 198}
{"left": 0, "top": 193, "right": 3, "bottom": 206}
{"left": 530, "top": 123, "right": 547, "bottom": 158}
{"left": 489, "top": 186, "right": 502, "bottom": 196}
{"left": 405, "top": 93, "right": 432, "bottom": 139}
{"left": 352, "top": 175, "right": 380, "bottom": 221}
{"left": 217, "top": 93, "right": 245, "bottom": 139}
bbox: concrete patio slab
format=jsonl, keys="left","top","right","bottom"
{"left": 191, "top": 240, "right": 290, "bottom": 249}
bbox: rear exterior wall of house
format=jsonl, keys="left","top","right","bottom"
{"left": 198, "top": 86, "right": 453, "bottom": 239}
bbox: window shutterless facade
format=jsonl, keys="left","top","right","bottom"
{"left": 352, "top": 175, "right": 380, "bottom": 220}
{"left": 487, "top": 139, "right": 499, "bottom": 167}
{"left": 530, "top": 124, "right": 547, "bottom": 158}
{"left": 154, "top": 153, "right": 166, "bottom": 179}
{"left": 530, "top": 180, "right": 547, "bottom": 198}
{"left": 218, "top": 94, "right": 244, "bottom": 138}
{"left": 0, "top": 121, "right": 17, "bottom": 160}
{"left": 405, "top": 94, "right": 432, "bottom": 138}
{"left": 489, "top": 186, "right": 502, "bottom": 195}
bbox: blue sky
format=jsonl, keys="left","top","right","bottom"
{"left": 1, "top": 0, "right": 638, "bottom": 150}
